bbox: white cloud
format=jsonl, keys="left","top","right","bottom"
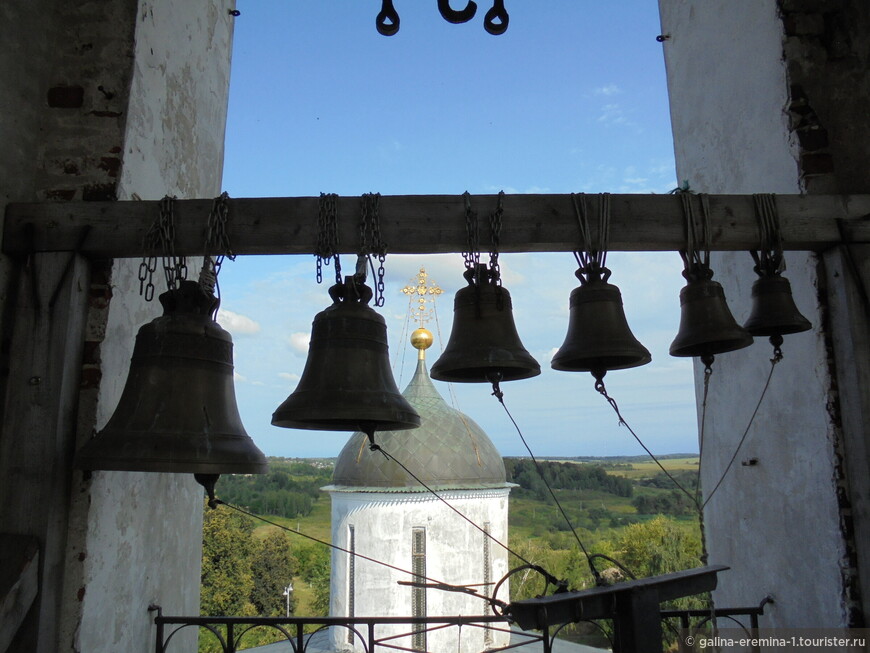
{"left": 287, "top": 332, "right": 310, "bottom": 355}
{"left": 234, "top": 371, "right": 247, "bottom": 382}
{"left": 278, "top": 372, "right": 301, "bottom": 382}
{"left": 218, "top": 309, "right": 261, "bottom": 335}
{"left": 593, "top": 84, "right": 622, "bottom": 96}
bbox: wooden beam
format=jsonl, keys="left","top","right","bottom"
{"left": 0, "top": 535, "right": 39, "bottom": 652}
{"left": 4, "top": 194, "right": 869, "bottom": 258}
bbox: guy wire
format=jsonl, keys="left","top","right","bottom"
{"left": 490, "top": 387, "right": 602, "bottom": 585}
{"left": 214, "top": 499, "right": 502, "bottom": 609}
{"left": 368, "top": 442, "right": 562, "bottom": 587}
{"left": 702, "top": 355, "right": 780, "bottom": 509}
{"left": 593, "top": 378, "right": 698, "bottom": 509}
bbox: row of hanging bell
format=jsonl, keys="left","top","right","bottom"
{"left": 670, "top": 269, "right": 811, "bottom": 362}
{"left": 551, "top": 265, "right": 650, "bottom": 378}
{"left": 74, "top": 280, "right": 268, "bottom": 477}
{"left": 430, "top": 264, "right": 540, "bottom": 384}
{"left": 272, "top": 274, "right": 420, "bottom": 438}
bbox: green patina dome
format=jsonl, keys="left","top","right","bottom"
{"left": 330, "top": 356, "right": 507, "bottom": 491}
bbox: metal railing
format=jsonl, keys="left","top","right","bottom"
{"left": 150, "top": 608, "right": 544, "bottom": 653}
{"left": 660, "top": 597, "right": 772, "bottom": 653}
{"left": 151, "top": 599, "right": 769, "bottom": 653}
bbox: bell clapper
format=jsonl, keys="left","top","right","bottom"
{"left": 592, "top": 368, "right": 607, "bottom": 395}
{"left": 769, "top": 334, "right": 784, "bottom": 362}
{"left": 701, "top": 354, "right": 715, "bottom": 376}
{"left": 195, "top": 473, "right": 221, "bottom": 509}
{"left": 487, "top": 371, "right": 505, "bottom": 403}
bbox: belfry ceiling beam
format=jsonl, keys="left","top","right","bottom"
{"left": 4, "top": 194, "right": 869, "bottom": 257}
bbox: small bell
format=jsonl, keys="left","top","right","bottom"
{"left": 430, "top": 265, "right": 540, "bottom": 384}
{"left": 551, "top": 270, "right": 651, "bottom": 377}
{"left": 743, "top": 275, "right": 811, "bottom": 337}
{"left": 74, "top": 281, "right": 267, "bottom": 476}
{"left": 272, "top": 277, "right": 420, "bottom": 434}
{"left": 670, "top": 277, "right": 753, "bottom": 360}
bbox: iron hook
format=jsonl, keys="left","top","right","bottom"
{"left": 376, "top": 0, "right": 400, "bottom": 36}
{"left": 438, "top": 0, "right": 477, "bottom": 24}
{"left": 483, "top": 0, "right": 508, "bottom": 35}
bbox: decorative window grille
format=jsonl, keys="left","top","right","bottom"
{"left": 483, "top": 522, "right": 493, "bottom": 647}
{"left": 348, "top": 525, "right": 355, "bottom": 644}
{"left": 411, "top": 527, "right": 427, "bottom": 651}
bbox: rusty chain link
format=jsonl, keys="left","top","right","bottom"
{"left": 199, "top": 191, "right": 235, "bottom": 300}
{"left": 359, "top": 192, "right": 387, "bottom": 306}
{"left": 138, "top": 195, "right": 186, "bottom": 301}
{"left": 315, "top": 192, "right": 341, "bottom": 285}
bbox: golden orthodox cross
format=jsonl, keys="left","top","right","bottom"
{"left": 401, "top": 267, "right": 443, "bottom": 327}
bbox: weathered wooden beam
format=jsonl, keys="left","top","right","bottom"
{"left": 4, "top": 194, "right": 869, "bottom": 257}
{"left": 0, "top": 535, "right": 39, "bottom": 652}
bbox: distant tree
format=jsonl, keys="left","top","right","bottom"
{"left": 612, "top": 515, "right": 701, "bottom": 580}
{"left": 201, "top": 505, "right": 258, "bottom": 616}
{"left": 251, "top": 530, "right": 297, "bottom": 616}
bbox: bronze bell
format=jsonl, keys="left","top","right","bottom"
{"left": 74, "top": 281, "right": 268, "bottom": 475}
{"left": 272, "top": 277, "right": 420, "bottom": 433}
{"left": 743, "top": 275, "right": 811, "bottom": 337}
{"left": 670, "top": 278, "right": 754, "bottom": 359}
{"left": 551, "top": 274, "right": 651, "bottom": 377}
{"left": 430, "top": 265, "right": 540, "bottom": 383}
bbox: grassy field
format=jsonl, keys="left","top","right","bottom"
{"left": 608, "top": 456, "right": 700, "bottom": 479}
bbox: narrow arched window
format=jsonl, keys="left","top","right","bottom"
{"left": 411, "top": 527, "right": 427, "bottom": 651}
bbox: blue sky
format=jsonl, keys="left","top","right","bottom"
{"left": 217, "top": 1, "right": 699, "bottom": 458}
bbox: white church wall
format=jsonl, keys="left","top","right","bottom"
{"left": 329, "top": 489, "right": 511, "bottom": 653}
{"left": 658, "top": 0, "right": 849, "bottom": 627}
{"left": 60, "top": 1, "right": 236, "bottom": 651}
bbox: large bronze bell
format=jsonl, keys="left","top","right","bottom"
{"left": 75, "top": 281, "right": 267, "bottom": 475}
{"left": 272, "top": 277, "right": 420, "bottom": 433}
{"left": 430, "top": 265, "right": 540, "bottom": 383}
{"left": 670, "top": 278, "right": 753, "bottom": 359}
{"left": 551, "top": 273, "right": 651, "bottom": 377}
{"left": 743, "top": 275, "right": 811, "bottom": 337}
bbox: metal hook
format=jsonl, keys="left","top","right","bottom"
{"left": 438, "top": 0, "right": 477, "bottom": 24}
{"left": 376, "top": 0, "right": 400, "bottom": 35}
{"left": 483, "top": 0, "right": 508, "bottom": 34}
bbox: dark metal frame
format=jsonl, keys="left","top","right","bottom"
{"left": 151, "top": 598, "right": 768, "bottom": 653}
{"left": 150, "top": 608, "right": 539, "bottom": 653}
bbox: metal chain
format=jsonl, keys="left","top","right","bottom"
{"left": 138, "top": 195, "right": 185, "bottom": 301}
{"left": 200, "top": 191, "right": 235, "bottom": 299}
{"left": 488, "top": 191, "right": 504, "bottom": 286}
{"left": 359, "top": 193, "right": 387, "bottom": 306}
{"left": 315, "top": 192, "right": 341, "bottom": 285}
{"left": 462, "top": 191, "right": 480, "bottom": 272}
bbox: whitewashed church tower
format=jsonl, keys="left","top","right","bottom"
{"left": 325, "top": 326, "right": 512, "bottom": 653}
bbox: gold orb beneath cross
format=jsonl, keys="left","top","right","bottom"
{"left": 410, "top": 327, "right": 434, "bottom": 351}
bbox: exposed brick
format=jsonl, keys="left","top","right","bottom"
{"left": 88, "top": 285, "right": 112, "bottom": 309}
{"left": 80, "top": 367, "right": 102, "bottom": 389}
{"left": 99, "top": 156, "right": 120, "bottom": 177}
{"left": 800, "top": 152, "right": 835, "bottom": 174}
{"left": 43, "top": 189, "right": 77, "bottom": 201}
{"left": 89, "top": 259, "right": 114, "bottom": 286}
{"left": 63, "top": 160, "right": 81, "bottom": 175}
{"left": 82, "top": 183, "right": 116, "bottom": 201}
{"left": 796, "top": 126, "right": 829, "bottom": 151}
{"left": 47, "top": 85, "right": 84, "bottom": 108}
{"left": 81, "top": 341, "right": 101, "bottom": 365}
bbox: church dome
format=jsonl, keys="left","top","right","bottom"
{"left": 330, "top": 329, "right": 507, "bottom": 491}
